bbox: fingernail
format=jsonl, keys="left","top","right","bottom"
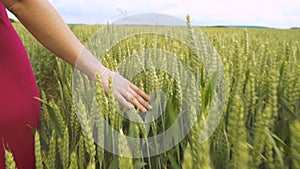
{"left": 148, "top": 105, "right": 152, "bottom": 109}
{"left": 142, "top": 107, "right": 147, "bottom": 112}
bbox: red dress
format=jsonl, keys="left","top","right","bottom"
{"left": 0, "top": 3, "right": 40, "bottom": 169}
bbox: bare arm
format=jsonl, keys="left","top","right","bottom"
{"left": 1, "top": 0, "right": 82, "bottom": 66}
{"left": 1, "top": 0, "right": 151, "bottom": 112}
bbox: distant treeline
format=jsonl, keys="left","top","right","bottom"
{"left": 202, "top": 25, "right": 269, "bottom": 29}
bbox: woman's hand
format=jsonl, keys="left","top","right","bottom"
{"left": 99, "top": 68, "right": 152, "bottom": 113}
{"left": 76, "top": 48, "right": 152, "bottom": 113}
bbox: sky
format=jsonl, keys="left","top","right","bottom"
{"left": 8, "top": 0, "right": 300, "bottom": 28}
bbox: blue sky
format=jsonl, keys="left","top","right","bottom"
{"left": 8, "top": 0, "right": 300, "bottom": 28}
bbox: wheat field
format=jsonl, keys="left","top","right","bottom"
{"left": 5, "top": 18, "right": 300, "bottom": 169}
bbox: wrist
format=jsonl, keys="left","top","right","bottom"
{"left": 75, "top": 47, "right": 102, "bottom": 81}
{"left": 96, "top": 65, "right": 115, "bottom": 80}
{"left": 96, "top": 64, "right": 108, "bottom": 79}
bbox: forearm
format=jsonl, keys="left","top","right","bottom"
{"left": 1, "top": 0, "right": 83, "bottom": 66}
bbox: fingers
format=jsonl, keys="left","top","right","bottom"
{"left": 115, "top": 91, "right": 148, "bottom": 113}
{"left": 120, "top": 88, "right": 151, "bottom": 112}
{"left": 129, "top": 83, "right": 150, "bottom": 101}
{"left": 127, "top": 87, "right": 152, "bottom": 112}
{"left": 110, "top": 73, "right": 151, "bottom": 112}
{"left": 113, "top": 84, "right": 151, "bottom": 112}
{"left": 114, "top": 92, "right": 134, "bottom": 109}
{"left": 126, "top": 92, "right": 147, "bottom": 112}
